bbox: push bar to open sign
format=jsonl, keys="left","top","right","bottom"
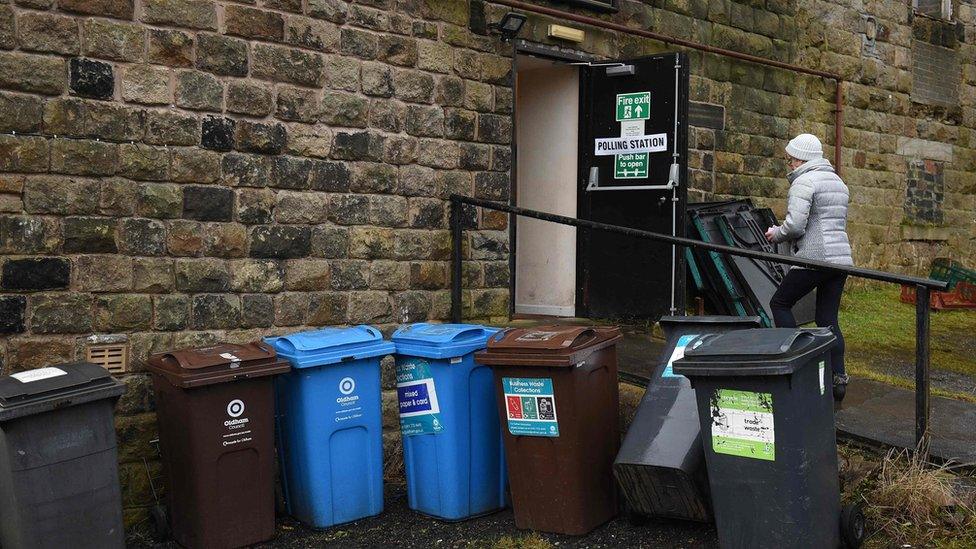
{"left": 594, "top": 133, "right": 668, "bottom": 155}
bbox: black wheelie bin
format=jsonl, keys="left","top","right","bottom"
{"left": 0, "top": 363, "right": 126, "bottom": 549}
{"left": 614, "top": 315, "right": 762, "bottom": 522}
{"left": 674, "top": 328, "right": 865, "bottom": 549}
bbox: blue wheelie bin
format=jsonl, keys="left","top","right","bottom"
{"left": 266, "top": 326, "right": 394, "bottom": 529}
{"left": 391, "top": 323, "right": 507, "bottom": 521}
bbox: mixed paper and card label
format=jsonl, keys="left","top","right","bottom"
{"left": 396, "top": 358, "right": 444, "bottom": 436}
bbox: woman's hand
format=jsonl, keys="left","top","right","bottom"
{"left": 765, "top": 226, "right": 778, "bottom": 242}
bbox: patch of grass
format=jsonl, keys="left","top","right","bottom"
{"left": 492, "top": 533, "right": 553, "bottom": 549}
{"left": 840, "top": 285, "right": 976, "bottom": 400}
{"left": 841, "top": 443, "right": 976, "bottom": 548}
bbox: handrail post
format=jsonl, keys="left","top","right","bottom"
{"left": 915, "top": 284, "right": 931, "bottom": 458}
{"left": 450, "top": 196, "right": 463, "bottom": 323}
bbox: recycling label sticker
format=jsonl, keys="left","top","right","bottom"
{"left": 661, "top": 334, "right": 698, "bottom": 378}
{"left": 503, "top": 377, "right": 558, "bottom": 437}
{"left": 396, "top": 358, "right": 443, "bottom": 436}
{"left": 710, "top": 389, "right": 775, "bottom": 461}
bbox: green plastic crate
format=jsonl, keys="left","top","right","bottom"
{"left": 930, "top": 258, "right": 976, "bottom": 290}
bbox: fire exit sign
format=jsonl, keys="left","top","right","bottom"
{"left": 616, "top": 92, "right": 651, "bottom": 121}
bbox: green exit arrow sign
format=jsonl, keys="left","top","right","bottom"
{"left": 616, "top": 91, "right": 651, "bottom": 121}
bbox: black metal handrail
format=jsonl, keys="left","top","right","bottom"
{"left": 449, "top": 194, "right": 949, "bottom": 454}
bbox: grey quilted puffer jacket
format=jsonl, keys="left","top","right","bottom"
{"left": 770, "top": 157, "right": 853, "bottom": 266}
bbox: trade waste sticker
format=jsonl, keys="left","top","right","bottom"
{"left": 396, "top": 358, "right": 443, "bottom": 436}
{"left": 503, "top": 377, "right": 558, "bottom": 437}
{"left": 710, "top": 389, "right": 775, "bottom": 461}
{"left": 661, "top": 334, "right": 698, "bottom": 378}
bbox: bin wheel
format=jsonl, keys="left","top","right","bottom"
{"left": 833, "top": 382, "right": 847, "bottom": 403}
{"left": 150, "top": 504, "right": 170, "bottom": 541}
{"left": 840, "top": 503, "right": 865, "bottom": 548}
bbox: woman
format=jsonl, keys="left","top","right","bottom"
{"left": 765, "top": 133, "right": 853, "bottom": 402}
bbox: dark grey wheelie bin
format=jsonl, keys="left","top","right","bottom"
{"left": 0, "top": 362, "right": 126, "bottom": 549}
{"left": 674, "top": 328, "right": 864, "bottom": 549}
{"left": 613, "top": 315, "right": 761, "bottom": 522}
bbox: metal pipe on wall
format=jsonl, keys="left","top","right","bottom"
{"left": 488, "top": 0, "right": 846, "bottom": 174}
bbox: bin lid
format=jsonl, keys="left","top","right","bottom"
{"left": 392, "top": 323, "right": 499, "bottom": 359}
{"left": 0, "top": 362, "right": 125, "bottom": 422}
{"left": 265, "top": 325, "right": 395, "bottom": 368}
{"left": 147, "top": 342, "right": 290, "bottom": 389}
{"left": 673, "top": 328, "right": 836, "bottom": 377}
{"left": 475, "top": 325, "right": 622, "bottom": 367}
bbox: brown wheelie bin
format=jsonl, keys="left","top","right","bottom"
{"left": 147, "top": 342, "right": 290, "bottom": 548}
{"left": 475, "top": 325, "right": 622, "bottom": 535}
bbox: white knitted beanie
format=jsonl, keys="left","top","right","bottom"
{"left": 785, "top": 134, "right": 824, "bottom": 161}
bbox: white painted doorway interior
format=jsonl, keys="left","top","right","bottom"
{"left": 514, "top": 55, "right": 579, "bottom": 317}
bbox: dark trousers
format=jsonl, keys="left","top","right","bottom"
{"left": 770, "top": 268, "right": 848, "bottom": 376}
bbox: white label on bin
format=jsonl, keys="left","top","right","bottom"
{"left": 222, "top": 398, "right": 253, "bottom": 448}
{"left": 710, "top": 389, "right": 775, "bottom": 461}
{"left": 11, "top": 367, "right": 67, "bottom": 383}
{"left": 819, "top": 361, "right": 826, "bottom": 396}
{"left": 503, "top": 377, "right": 558, "bottom": 437}
{"left": 396, "top": 358, "right": 443, "bottom": 436}
{"left": 335, "top": 376, "right": 363, "bottom": 424}
{"left": 661, "top": 334, "right": 698, "bottom": 378}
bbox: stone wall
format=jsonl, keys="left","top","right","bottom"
{"left": 0, "top": 0, "right": 974, "bottom": 530}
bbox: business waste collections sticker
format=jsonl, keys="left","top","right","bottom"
{"left": 396, "top": 358, "right": 443, "bottom": 436}
{"left": 661, "top": 334, "right": 698, "bottom": 378}
{"left": 710, "top": 389, "right": 775, "bottom": 461}
{"left": 502, "top": 377, "right": 558, "bottom": 437}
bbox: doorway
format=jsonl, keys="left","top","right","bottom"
{"left": 513, "top": 55, "right": 580, "bottom": 317}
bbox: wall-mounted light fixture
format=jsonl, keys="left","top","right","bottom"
{"left": 490, "top": 12, "right": 527, "bottom": 42}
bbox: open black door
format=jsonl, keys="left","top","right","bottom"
{"left": 577, "top": 52, "right": 689, "bottom": 319}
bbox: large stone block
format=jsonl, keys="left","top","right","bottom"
{"left": 274, "top": 292, "right": 307, "bottom": 326}
{"left": 310, "top": 225, "right": 348, "bottom": 258}
{"left": 405, "top": 104, "right": 444, "bottom": 137}
{"left": 284, "top": 16, "right": 340, "bottom": 52}
{"left": 274, "top": 191, "right": 330, "bottom": 224}
{"left": 74, "top": 255, "right": 132, "bottom": 291}
{"left": 319, "top": 91, "right": 368, "bottom": 127}
{"left": 276, "top": 87, "right": 321, "bottom": 123}
{"left": 120, "top": 64, "right": 171, "bottom": 105}
{"left": 284, "top": 259, "right": 330, "bottom": 291}
{"left": 30, "top": 293, "right": 93, "bottom": 334}
{"left": 64, "top": 217, "right": 118, "bottom": 253}
{"left": 23, "top": 175, "right": 99, "bottom": 215}
{"left": 0, "top": 216, "right": 61, "bottom": 255}
{"left": 348, "top": 227, "right": 394, "bottom": 259}
{"left": 142, "top": 0, "right": 217, "bottom": 30}
{"left": 368, "top": 194, "right": 408, "bottom": 227}
{"left": 84, "top": 101, "right": 145, "bottom": 143}
{"left": 195, "top": 32, "right": 248, "bottom": 77}
{"left": 94, "top": 294, "right": 152, "bottom": 332}
{"left": 231, "top": 259, "right": 284, "bottom": 293}
{"left": 0, "top": 92, "right": 43, "bottom": 134}
{"left": 225, "top": 6, "right": 284, "bottom": 42}
{"left": 118, "top": 218, "right": 166, "bottom": 256}
{"left": 0, "top": 295, "right": 26, "bottom": 334}
{"left": 17, "top": 12, "right": 78, "bottom": 55}
{"left": 118, "top": 144, "right": 169, "bottom": 181}
{"left": 1, "top": 257, "right": 69, "bottom": 291}
{"left": 137, "top": 183, "right": 182, "bottom": 219}
{"left": 307, "top": 291, "right": 348, "bottom": 324}
{"left": 59, "top": 0, "right": 133, "bottom": 18}
{"left": 249, "top": 225, "right": 311, "bottom": 258}
{"left": 0, "top": 52, "right": 65, "bottom": 95}
{"left": 170, "top": 148, "right": 220, "bottom": 183}
{"left": 99, "top": 178, "right": 137, "bottom": 218}
{"left": 147, "top": 29, "right": 193, "bottom": 67}
{"left": 223, "top": 153, "right": 272, "bottom": 188}
{"left": 327, "top": 194, "right": 369, "bottom": 225}
{"left": 330, "top": 259, "right": 369, "bottom": 290}
{"left": 241, "top": 293, "right": 274, "bottom": 328}
{"left": 393, "top": 69, "right": 434, "bottom": 103}
{"left": 347, "top": 291, "right": 392, "bottom": 324}
{"left": 252, "top": 43, "right": 326, "bottom": 87}
{"left": 144, "top": 110, "right": 198, "bottom": 146}
{"left": 191, "top": 294, "right": 241, "bottom": 329}
{"left": 203, "top": 223, "right": 247, "bottom": 258}
{"left": 175, "top": 70, "right": 222, "bottom": 111}
{"left": 236, "top": 120, "right": 287, "bottom": 154}
{"left": 370, "top": 260, "right": 409, "bottom": 290}
{"left": 68, "top": 58, "right": 112, "bottom": 99}
{"left": 0, "top": 135, "right": 49, "bottom": 173}
{"left": 81, "top": 19, "right": 146, "bottom": 62}
{"left": 226, "top": 81, "right": 272, "bottom": 117}
{"left": 237, "top": 187, "right": 275, "bottom": 224}
{"left": 175, "top": 258, "right": 229, "bottom": 292}
{"left": 155, "top": 295, "right": 189, "bottom": 330}
{"left": 201, "top": 116, "right": 236, "bottom": 151}
{"left": 132, "top": 257, "right": 174, "bottom": 293}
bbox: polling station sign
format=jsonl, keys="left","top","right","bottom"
{"left": 594, "top": 134, "right": 668, "bottom": 156}
{"left": 502, "top": 377, "right": 559, "bottom": 437}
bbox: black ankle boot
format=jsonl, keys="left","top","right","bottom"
{"left": 833, "top": 374, "right": 849, "bottom": 402}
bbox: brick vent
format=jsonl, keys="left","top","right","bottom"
{"left": 86, "top": 343, "right": 129, "bottom": 374}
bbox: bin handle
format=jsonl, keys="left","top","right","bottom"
{"left": 448, "top": 326, "right": 493, "bottom": 343}
{"left": 488, "top": 329, "right": 511, "bottom": 345}
{"left": 688, "top": 333, "right": 720, "bottom": 350}
{"left": 563, "top": 327, "right": 597, "bottom": 348}
{"left": 362, "top": 326, "right": 381, "bottom": 339}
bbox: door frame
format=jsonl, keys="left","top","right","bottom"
{"left": 508, "top": 41, "right": 597, "bottom": 319}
